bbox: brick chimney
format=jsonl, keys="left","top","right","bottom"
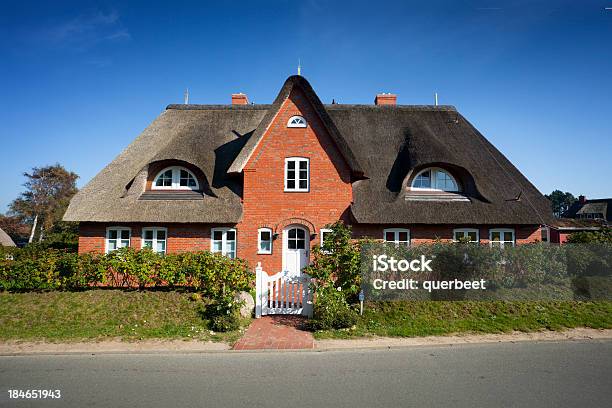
{"left": 375, "top": 93, "right": 397, "bottom": 105}
{"left": 231, "top": 93, "right": 249, "bottom": 105}
{"left": 578, "top": 195, "right": 587, "bottom": 204}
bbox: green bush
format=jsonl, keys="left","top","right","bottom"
{"left": 0, "top": 246, "right": 252, "bottom": 296}
{"left": 198, "top": 293, "right": 243, "bottom": 332}
{"left": 307, "top": 286, "right": 358, "bottom": 330}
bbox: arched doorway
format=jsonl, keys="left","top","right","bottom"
{"left": 282, "top": 225, "right": 309, "bottom": 277}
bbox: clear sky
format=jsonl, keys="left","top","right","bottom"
{"left": 1, "top": 0, "right": 611, "bottom": 212}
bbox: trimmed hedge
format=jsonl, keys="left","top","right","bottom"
{"left": 0, "top": 246, "right": 252, "bottom": 296}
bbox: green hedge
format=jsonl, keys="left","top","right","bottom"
{"left": 0, "top": 246, "right": 252, "bottom": 296}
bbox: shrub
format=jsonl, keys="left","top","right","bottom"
{"left": 306, "top": 286, "right": 358, "bottom": 330}
{"left": 198, "top": 293, "right": 243, "bottom": 332}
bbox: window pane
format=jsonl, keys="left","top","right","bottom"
{"left": 287, "top": 180, "right": 295, "bottom": 189}
{"left": 157, "top": 241, "right": 166, "bottom": 253}
{"left": 157, "top": 230, "right": 166, "bottom": 240}
{"left": 120, "top": 239, "right": 129, "bottom": 248}
{"left": 121, "top": 230, "right": 130, "bottom": 239}
{"left": 260, "top": 241, "right": 271, "bottom": 252}
{"left": 226, "top": 230, "right": 236, "bottom": 241}
{"left": 413, "top": 171, "right": 431, "bottom": 188}
{"left": 226, "top": 240, "right": 236, "bottom": 253}
{"left": 213, "top": 241, "right": 222, "bottom": 252}
{"left": 296, "top": 229, "right": 305, "bottom": 239}
{"left": 299, "top": 170, "right": 308, "bottom": 180}
{"left": 398, "top": 231, "right": 408, "bottom": 242}
{"left": 299, "top": 161, "right": 307, "bottom": 170}
{"left": 503, "top": 232, "right": 513, "bottom": 242}
{"left": 213, "top": 230, "right": 223, "bottom": 240}
{"left": 453, "top": 231, "right": 461, "bottom": 241}
{"left": 227, "top": 250, "right": 236, "bottom": 259}
{"left": 143, "top": 240, "right": 153, "bottom": 248}
{"left": 287, "top": 161, "right": 295, "bottom": 170}
{"left": 108, "top": 240, "right": 117, "bottom": 251}
{"left": 296, "top": 239, "right": 306, "bottom": 250}
{"left": 299, "top": 180, "right": 308, "bottom": 189}
{"left": 108, "top": 230, "right": 117, "bottom": 239}
{"left": 287, "top": 170, "right": 295, "bottom": 180}
{"left": 491, "top": 231, "right": 501, "bottom": 241}
{"left": 288, "top": 240, "right": 296, "bottom": 249}
{"left": 289, "top": 229, "right": 296, "bottom": 239}
{"left": 144, "top": 230, "right": 153, "bottom": 240}
{"left": 385, "top": 231, "right": 395, "bottom": 242}
{"left": 180, "top": 169, "right": 188, "bottom": 178}
{"left": 467, "top": 232, "right": 477, "bottom": 241}
{"left": 260, "top": 231, "right": 271, "bottom": 241}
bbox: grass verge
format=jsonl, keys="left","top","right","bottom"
{"left": 0, "top": 290, "right": 248, "bottom": 343}
{"left": 313, "top": 300, "right": 612, "bottom": 339}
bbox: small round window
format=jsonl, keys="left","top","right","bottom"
{"left": 287, "top": 115, "right": 307, "bottom": 128}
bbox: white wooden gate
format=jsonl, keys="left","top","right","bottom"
{"left": 255, "top": 262, "right": 313, "bottom": 318}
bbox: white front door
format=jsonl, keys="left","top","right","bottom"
{"left": 282, "top": 226, "right": 309, "bottom": 277}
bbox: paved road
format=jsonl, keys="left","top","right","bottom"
{"left": 1, "top": 341, "right": 611, "bottom": 407}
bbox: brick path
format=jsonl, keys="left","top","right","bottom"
{"left": 233, "top": 316, "right": 314, "bottom": 350}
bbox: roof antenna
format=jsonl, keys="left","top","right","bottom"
{"left": 297, "top": 59, "right": 301, "bottom": 76}
{"left": 184, "top": 88, "right": 189, "bottom": 104}
{"left": 434, "top": 92, "right": 438, "bottom": 106}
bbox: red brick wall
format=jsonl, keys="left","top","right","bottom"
{"left": 237, "top": 87, "right": 354, "bottom": 273}
{"left": 78, "top": 223, "right": 224, "bottom": 254}
{"left": 353, "top": 224, "right": 541, "bottom": 245}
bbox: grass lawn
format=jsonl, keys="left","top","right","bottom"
{"left": 314, "top": 301, "right": 612, "bottom": 339}
{"left": 0, "top": 290, "right": 248, "bottom": 343}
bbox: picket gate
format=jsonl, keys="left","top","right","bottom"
{"left": 255, "top": 262, "right": 313, "bottom": 318}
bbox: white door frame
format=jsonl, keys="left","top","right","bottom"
{"left": 282, "top": 224, "right": 309, "bottom": 276}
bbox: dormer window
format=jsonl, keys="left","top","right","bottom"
{"left": 153, "top": 166, "right": 199, "bottom": 190}
{"left": 287, "top": 115, "right": 307, "bottom": 128}
{"left": 411, "top": 168, "right": 459, "bottom": 192}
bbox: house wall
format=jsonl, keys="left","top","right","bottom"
{"left": 78, "top": 223, "right": 223, "bottom": 254}
{"left": 237, "top": 87, "right": 354, "bottom": 274}
{"left": 353, "top": 224, "right": 541, "bottom": 245}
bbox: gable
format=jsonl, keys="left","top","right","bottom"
{"left": 228, "top": 75, "right": 364, "bottom": 178}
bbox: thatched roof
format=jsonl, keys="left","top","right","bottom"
{"left": 0, "top": 227, "right": 16, "bottom": 247}
{"left": 65, "top": 76, "right": 552, "bottom": 225}
{"left": 64, "top": 106, "right": 267, "bottom": 223}
{"left": 564, "top": 198, "right": 611, "bottom": 222}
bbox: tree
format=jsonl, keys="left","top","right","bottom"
{"left": 545, "top": 190, "right": 577, "bottom": 218}
{"left": 0, "top": 214, "right": 29, "bottom": 244}
{"left": 8, "top": 164, "right": 78, "bottom": 244}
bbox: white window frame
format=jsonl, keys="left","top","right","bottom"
{"left": 410, "top": 167, "right": 459, "bottom": 192}
{"left": 257, "top": 228, "right": 273, "bottom": 255}
{"left": 489, "top": 228, "right": 515, "bottom": 248}
{"left": 453, "top": 228, "right": 480, "bottom": 243}
{"left": 141, "top": 227, "right": 168, "bottom": 254}
{"left": 284, "top": 157, "right": 310, "bottom": 192}
{"left": 320, "top": 228, "right": 333, "bottom": 253}
{"left": 152, "top": 166, "right": 199, "bottom": 191}
{"left": 105, "top": 227, "right": 131, "bottom": 254}
{"left": 383, "top": 228, "right": 411, "bottom": 246}
{"left": 211, "top": 228, "right": 237, "bottom": 258}
{"left": 287, "top": 115, "right": 307, "bottom": 128}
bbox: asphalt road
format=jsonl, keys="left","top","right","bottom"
{"left": 1, "top": 341, "right": 611, "bottom": 408}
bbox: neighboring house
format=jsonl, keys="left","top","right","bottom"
{"left": 0, "top": 227, "right": 16, "bottom": 247}
{"left": 64, "top": 75, "right": 552, "bottom": 276}
{"left": 563, "top": 195, "right": 611, "bottom": 223}
{"left": 544, "top": 218, "right": 603, "bottom": 244}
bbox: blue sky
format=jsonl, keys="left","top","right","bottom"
{"left": 1, "top": 0, "right": 611, "bottom": 212}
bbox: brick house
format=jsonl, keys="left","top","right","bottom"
{"left": 64, "top": 75, "right": 552, "bottom": 276}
